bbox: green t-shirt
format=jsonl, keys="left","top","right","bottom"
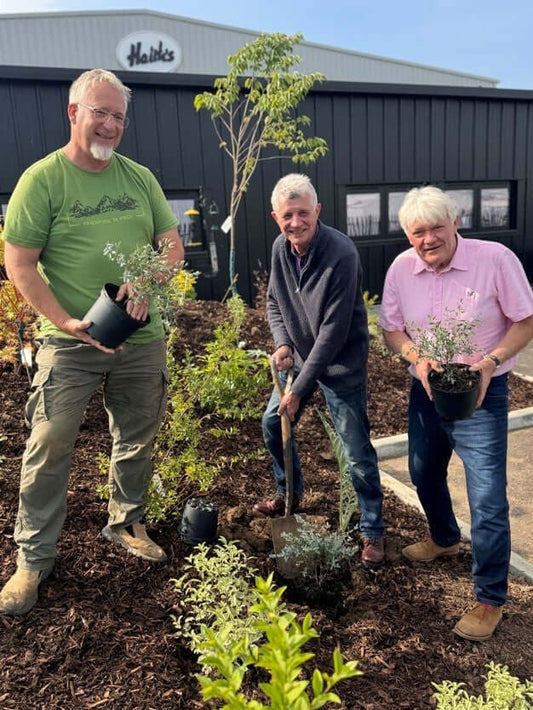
{"left": 3, "top": 150, "right": 178, "bottom": 342}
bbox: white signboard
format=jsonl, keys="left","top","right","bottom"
{"left": 116, "top": 31, "right": 182, "bottom": 73}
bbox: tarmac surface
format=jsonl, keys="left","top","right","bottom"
{"left": 373, "top": 339, "right": 533, "bottom": 578}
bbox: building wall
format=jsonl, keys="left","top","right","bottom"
{"left": 1, "top": 67, "right": 532, "bottom": 305}
{"left": 0, "top": 10, "right": 497, "bottom": 87}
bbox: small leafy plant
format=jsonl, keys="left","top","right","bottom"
{"left": 172, "top": 537, "right": 264, "bottom": 657}
{"left": 182, "top": 295, "right": 270, "bottom": 420}
{"left": 103, "top": 239, "right": 184, "bottom": 304}
{"left": 317, "top": 410, "right": 359, "bottom": 532}
{"left": 197, "top": 573, "right": 362, "bottom": 708}
{"left": 273, "top": 515, "right": 356, "bottom": 590}
{"left": 408, "top": 303, "right": 479, "bottom": 386}
{"left": 432, "top": 661, "right": 533, "bottom": 709}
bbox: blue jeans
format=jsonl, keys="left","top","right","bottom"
{"left": 262, "top": 373, "right": 384, "bottom": 538}
{"left": 408, "top": 374, "right": 510, "bottom": 606}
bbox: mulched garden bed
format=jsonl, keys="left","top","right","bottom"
{"left": 1, "top": 299, "right": 532, "bottom": 709}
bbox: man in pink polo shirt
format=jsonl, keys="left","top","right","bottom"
{"left": 380, "top": 185, "right": 533, "bottom": 642}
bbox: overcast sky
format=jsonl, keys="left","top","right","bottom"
{"left": 1, "top": 0, "right": 532, "bottom": 89}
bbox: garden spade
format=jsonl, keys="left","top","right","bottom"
{"left": 269, "top": 360, "right": 305, "bottom": 579}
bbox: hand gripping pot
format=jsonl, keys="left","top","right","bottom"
{"left": 83, "top": 283, "right": 151, "bottom": 349}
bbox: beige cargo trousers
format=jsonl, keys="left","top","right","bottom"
{"left": 14, "top": 337, "right": 168, "bottom": 572}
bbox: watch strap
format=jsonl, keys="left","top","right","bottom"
{"left": 484, "top": 354, "right": 501, "bottom": 367}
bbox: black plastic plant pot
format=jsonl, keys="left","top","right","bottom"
{"left": 83, "top": 283, "right": 150, "bottom": 349}
{"left": 180, "top": 498, "right": 219, "bottom": 546}
{"left": 428, "top": 364, "right": 481, "bottom": 421}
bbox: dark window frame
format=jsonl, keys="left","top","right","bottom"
{"left": 341, "top": 180, "right": 517, "bottom": 244}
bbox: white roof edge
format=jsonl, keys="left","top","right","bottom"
{"left": 0, "top": 8, "right": 498, "bottom": 85}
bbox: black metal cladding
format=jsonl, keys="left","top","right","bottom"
{"left": 1, "top": 65, "right": 532, "bottom": 304}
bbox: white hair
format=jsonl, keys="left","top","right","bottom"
{"left": 69, "top": 69, "right": 131, "bottom": 106}
{"left": 271, "top": 174, "right": 318, "bottom": 212}
{"left": 398, "top": 186, "right": 458, "bottom": 233}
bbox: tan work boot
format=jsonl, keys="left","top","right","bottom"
{"left": 453, "top": 603, "right": 503, "bottom": 641}
{"left": 102, "top": 521, "right": 167, "bottom": 562}
{"left": 0, "top": 566, "right": 52, "bottom": 616}
{"left": 402, "top": 538, "right": 460, "bottom": 562}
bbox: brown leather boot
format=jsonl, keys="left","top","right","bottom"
{"left": 453, "top": 603, "right": 503, "bottom": 641}
{"left": 0, "top": 566, "right": 53, "bottom": 616}
{"left": 402, "top": 538, "right": 460, "bottom": 562}
{"left": 361, "top": 537, "right": 385, "bottom": 568}
{"left": 102, "top": 521, "right": 167, "bottom": 562}
{"left": 252, "top": 494, "right": 300, "bottom": 518}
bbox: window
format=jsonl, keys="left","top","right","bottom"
{"left": 346, "top": 193, "right": 380, "bottom": 237}
{"left": 480, "top": 187, "right": 509, "bottom": 229}
{"left": 345, "top": 182, "right": 514, "bottom": 239}
{"left": 388, "top": 191, "right": 408, "bottom": 232}
{"left": 445, "top": 189, "right": 473, "bottom": 229}
{"left": 165, "top": 192, "right": 204, "bottom": 249}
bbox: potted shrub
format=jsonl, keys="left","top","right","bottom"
{"left": 409, "top": 305, "right": 481, "bottom": 420}
{"left": 84, "top": 240, "right": 182, "bottom": 348}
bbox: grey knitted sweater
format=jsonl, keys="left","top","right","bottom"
{"left": 267, "top": 221, "right": 369, "bottom": 399}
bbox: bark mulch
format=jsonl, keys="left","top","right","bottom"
{"left": 1, "top": 300, "right": 533, "bottom": 709}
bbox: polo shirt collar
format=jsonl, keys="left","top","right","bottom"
{"left": 412, "top": 233, "right": 468, "bottom": 274}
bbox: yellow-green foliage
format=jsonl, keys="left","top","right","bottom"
{"left": 0, "top": 240, "right": 38, "bottom": 365}
{"left": 169, "top": 268, "right": 198, "bottom": 305}
{"left": 433, "top": 662, "right": 533, "bottom": 709}
{"left": 197, "top": 573, "right": 362, "bottom": 709}
{"left": 172, "top": 538, "right": 264, "bottom": 658}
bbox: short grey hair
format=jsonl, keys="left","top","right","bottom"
{"left": 271, "top": 174, "right": 318, "bottom": 212}
{"left": 398, "top": 186, "right": 458, "bottom": 233}
{"left": 69, "top": 69, "right": 131, "bottom": 107}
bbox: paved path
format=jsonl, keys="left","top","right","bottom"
{"left": 379, "top": 426, "right": 533, "bottom": 566}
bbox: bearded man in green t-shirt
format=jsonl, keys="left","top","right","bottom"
{"left": 0, "top": 69, "right": 184, "bottom": 616}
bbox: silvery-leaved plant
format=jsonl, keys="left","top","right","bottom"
{"left": 408, "top": 303, "right": 480, "bottom": 385}
{"left": 103, "top": 239, "right": 184, "bottom": 304}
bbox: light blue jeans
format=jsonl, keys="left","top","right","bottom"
{"left": 14, "top": 337, "right": 168, "bottom": 571}
{"left": 262, "top": 372, "right": 385, "bottom": 538}
{"left": 408, "top": 374, "right": 510, "bottom": 606}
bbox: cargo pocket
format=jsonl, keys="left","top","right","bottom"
{"left": 24, "top": 367, "right": 52, "bottom": 429}
{"left": 156, "top": 369, "right": 170, "bottom": 425}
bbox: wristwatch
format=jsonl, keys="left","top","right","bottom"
{"left": 483, "top": 354, "right": 501, "bottom": 367}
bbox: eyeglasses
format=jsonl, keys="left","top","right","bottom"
{"left": 77, "top": 103, "right": 130, "bottom": 128}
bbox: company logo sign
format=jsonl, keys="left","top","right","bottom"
{"left": 116, "top": 31, "right": 182, "bottom": 72}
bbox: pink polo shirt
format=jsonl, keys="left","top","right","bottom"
{"left": 379, "top": 235, "right": 533, "bottom": 376}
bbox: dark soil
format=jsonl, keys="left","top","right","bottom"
{"left": 1, "top": 300, "right": 533, "bottom": 710}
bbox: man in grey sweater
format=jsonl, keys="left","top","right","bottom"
{"left": 253, "top": 173, "right": 385, "bottom": 567}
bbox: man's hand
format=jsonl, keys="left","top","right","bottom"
{"left": 414, "top": 358, "right": 443, "bottom": 400}
{"left": 469, "top": 358, "right": 498, "bottom": 408}
{"left": 278, "top": 391, "right": 301, "bottom": 422}
{"left": 58, "top": 317, "right": 119, "bottom": 354}
{"left": 116, "top": 282, "right": 149, "bottom": 322}
{"left": 272, "top": 345, "right": 294, "bottom": 372}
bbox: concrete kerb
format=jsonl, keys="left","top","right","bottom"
{"left": 374, "top": 406, "right": 533, "bottom": 583}
{"left": 372, "top": 406, "right": 533, "bottom": 460}
{"left": 379, "top": 471, "right": 533, "bottom": 583}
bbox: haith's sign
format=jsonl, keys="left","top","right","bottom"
{"left": 116, "top": 32, "right": 182, "bottom": 72}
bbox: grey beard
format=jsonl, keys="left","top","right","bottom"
{"left": 90, "top": 143, "right": 114, "bottom": 161}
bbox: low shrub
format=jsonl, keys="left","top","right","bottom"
{"left": 172, "top": 538, "right": 264, "bottom": 657}
{"left": 432, "top": 662, "right": 533, "bottom": 709}
{"left": 273, "top": 515, "right": 356, "bottom": 590}
{"left": 197, "top": 573, "right": 362, "bottom": 708}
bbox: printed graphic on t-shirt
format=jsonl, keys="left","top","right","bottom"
{"left": 68, "top": 193, "right": 144, "bottom": 226}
